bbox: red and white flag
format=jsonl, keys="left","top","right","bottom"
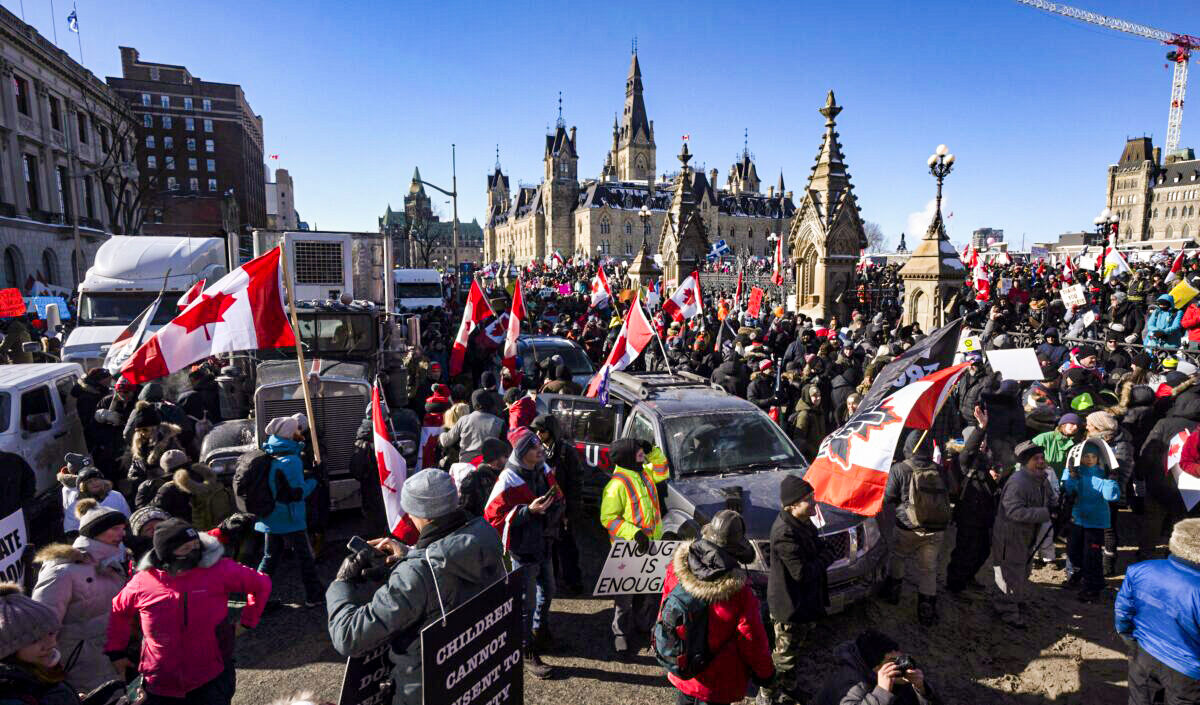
{"left": 661, "top": 271, "right": 703, "bottom": 322}
{"left": 733, "top": 269, "right": 744, "bottom": 308}
{"left": 502, "top": 276, "right": 526, "bottom": 376}
{"left": 546, "top": 250, "right": 565, "bottom": 269}
{"left": 590, "top": 267, "right": 614, "bottom": 308}
{"left": 104, "top": 294, "right": 163, "bottom": 375}
{"left": 450, "top": 279, "right": 494, "bottom": 377}
{"left": 177, "top": 278, "right": 205, "bottom": 311}
{"left": 972, "top": 261, "right": 990, "bottom": 302}
{"left": 771, "top": 235, "right": 784, "bottom": 286}
{"left": 805, "top": 362, "right": 971, "bottom": 516}
{"left": 586, "top": 293, "right": 655, "bottom": 398}
{"left": 372, "top": 382, "right": 418, "bottom": 544}
{"left": 1062, "top": 253, "right": 1076, "bottom": 282}
{"left": 1167, "top": 250, "right": 1185, "bottom": 283}
{"left": 963, "top": 244, "right": 978, "bottom": 269}
{"left": 120, "top": 248, "right": 294, "bottom": 384}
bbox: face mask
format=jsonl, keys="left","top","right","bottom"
{"left": 171, "top": 547, "right": 202, "bottom": 571}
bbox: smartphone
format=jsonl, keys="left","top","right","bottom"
{"left": 347, "top": 535, "right": 380, "bottom": 555}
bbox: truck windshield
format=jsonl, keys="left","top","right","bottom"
{"left": 662, "top": 412, "right": 803, "bottom": 475}
{"left": 395, "top": 283, "right": 442, "bottom": 299}
{"left": 78, "top": 293, "right": 177, "bottom": 326}
{"left": 526, "top": 343, "right": 594, "bottom": 376}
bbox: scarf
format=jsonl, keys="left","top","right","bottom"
{"left": 73, "top": 535, "right": 127, "bottom": 572}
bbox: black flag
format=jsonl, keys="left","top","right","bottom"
{"left": 860, "top": 318, "right": 964, "bottom": 410}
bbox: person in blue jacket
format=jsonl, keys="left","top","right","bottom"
{"left": 1144, "top": 294, "right": 1184, "bottom": 350}
{"left": 255, "top": 413, "right": 322, "bottom": 608}
{"left": 1060, "top": 441, "right": 1120, "bottom": 602}
{"left": 1115, "top": 518, "right": 1200, "bottom": 704}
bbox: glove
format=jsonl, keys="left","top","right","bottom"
{"left": 632, "top": 530, "right": 651, "bottom": 556}
{"left": 335, "top": 549, "right": 376, "bottom": 583}
{"left": 217, "top": 513, "right": 256, "bottom": 537}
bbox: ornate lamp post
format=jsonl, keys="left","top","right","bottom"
{"left": 926, "top": 144, "right": 955, "bottom": 227}
{"left": 1092, "top": 208, "right": 1119, "bottom": 247}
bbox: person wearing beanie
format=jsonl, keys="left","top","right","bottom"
{"left": 1086, "top": 411, "right": 1134, "bottom": 576}
{"left": 127, "top": 505, "right": 171, "bottom": 562}
{"left": 761, "top": 476, "right": 830, "bottom": 704}
{"left": 991, "top": 441, "right": 1053, "bottom": 628}
{"left": 124, "top": 400, "right": 183, "bottom": 493}
{"left": 254, "top": 416, "right": 321, "bottom": 609}
{"left": 457, "top": 437, "right": 509, "bottom": 518}
{"left": 132, "top": 447, "right": 189, "bottom": 511}
{"left": 1031, "top": 412, "right": 1083, "bottom": 565}
{"left": 539, "top": 363, "right": 582, "bottom": 396}
{"left": 530, "top": 413, "right": 587, "bottom": 595}
{"left": 1116, "top": 518, "right": 1200, "bottom": 701}
{"left": 1059, "top": 441, "right": 1120, "bottom": 602}
{"left": 29, "top": 497, "right": 129, "bottom": 693}
{"left": 327, "top": 469, "right": 505, "bottom": 705}
{"left": 483, "top": 429, "right": 563, "bottom": 679}
{"left": 106, "top": 519, "right": 271, "bottom": 704}
{"left": 0, "top": 583, "right": 75, "bottom": 705}
{"left": 58, "top": 461, "right": 130, "bottom": 537}
{"left": 153, "top": 452, "right": 235, "bottom": 532}
{"left": 439, "top": 388, "right": 503, "bottom": 464}
{"left": 600, "top": 436, "right": 670, "bottom": 657}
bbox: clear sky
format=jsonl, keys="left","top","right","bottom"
{"left": 8, "top": 0, "right": 1198, "bottom": 249}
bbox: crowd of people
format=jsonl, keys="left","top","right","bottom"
{"left": 1, "top": 248, "right": 1199, "bottom": 705}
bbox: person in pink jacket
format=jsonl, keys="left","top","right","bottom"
{"left": 105, "top": 519, "right": 272, "bottom": 705}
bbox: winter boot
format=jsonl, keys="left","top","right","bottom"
{"left": 917, "top": 594, "right": 937, "bottom": 627}
{"left": 524, "top": 648, "right": 554, "bottom": 680}
{"left": 1102, "top": 550, "right": 1118, "bottom": 577}
{"left": 881, "top": 577, "right": 903, "bottom": 605}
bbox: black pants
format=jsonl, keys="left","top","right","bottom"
{"left": 947, "top": 523, "right": 991, "bottom": 591}
{"left": 257, "top": 530, "right": 322, "bottom": 603}
{"left": 554, "top": 525, "right": 583, "bottom": 590}
{"left": 676, "top": 692, "right": 729, "bottom": 705}
{"left": 1104, "top": 503, "right": 1120, "bottom": 566}
{"left": 1067, "top": 525, "right": 1105, "bottom": 592}
{"left": 144, "top": 665, "right": 236, "bottom": 705}
{"left": 1128, "top": 642, "right": 1200, "bottom": 705}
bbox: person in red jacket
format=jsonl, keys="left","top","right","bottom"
{"left": 1182, "top": 298, "right": 1200, "bottom": 347}
{"left": 659, "top": 510, "right": 775, "bottom": 705}
{"left": 105, "top": 519, "right": 272, "bottom": 705}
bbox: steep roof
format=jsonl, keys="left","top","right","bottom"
{"left": 620, "top": 51, "right": 653, "bottom": 147}
{"left": 545, "top": 125, "right": 576, "bottom": 158}
{"left": 805, "top": 91, "right": 855, "bottom": 227}
{"left": 1118, "top": 137, "right": 1153, "bottom": 166}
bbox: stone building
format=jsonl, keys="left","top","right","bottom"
{"left": 786, "top": 91, "right": 867, "bottom": 321}
{"left": 265, "top": 167, "right": 298, "bottom": 230}
{"left": 1106, "top": 136, "right": 1200, "bottom": 246}
{"left": 484, "top": 51, "right": 795, "bottom": 266}
{"left": 380, "top": 167, "right": 483, "bottom": 269}
{"left": 0, "top": 5, "right": 136, "bottom": 289}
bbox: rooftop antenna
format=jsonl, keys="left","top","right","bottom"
{"left": 495, "top": 144, "right": 500, "bottom": 170}
{"left": 632, "top": 35, "right": 637, "bottom": 55}
{"left": 556, "top": 91, "right": 565, "bottom": 129}
{"left": 743, "top": 128, "right": 749, "bottom": 158}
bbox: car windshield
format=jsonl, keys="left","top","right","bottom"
{"left": 78, "top": 293, "right": 178, "bottom": 326}
{"left": 662, "top": 412, "right": 804, "bottom": 475}
{"left": 395, "top": 283, "right": 442, "bottom": 299}
{"left": 529, "top": 343, "right": 593, "bottom": 375}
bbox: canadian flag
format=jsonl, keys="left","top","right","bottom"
{"left": 586, "top": 293, "right": 655, "bottom": 398}
{"left": 104, "top": 294, "right": 163, "bottom": 375}
{"left": 450, "top": 280, "right": 494, "bottom": 377}
{"left": 972, "top": 261, "right": 990, "bottom": 302}
{"left": 546, "top": 250, "right": 565, "bottom": 269}
{"left": 805, "top": 362, "right": 971, "bottom": 515}
{"left": 1062, "top": 253, "right": 1076, "bottom": 282}
{"left": 372, "top": 382, "right": 418, "bottom": 544}
{"left": 177, "top": 278, "right": 205, "bottom": 311}
{"left": 502, "top": 276, "right": 525, "bottom": 376}
{"left": 661, "top": 271, "right": 703, "bottom": 322}
{"left": 1167, "top": 250, "right": 1185, "bottom": 283}
{"left": 590, "top": 267, "right": 614, "bottom": 308}
{"left": 771, "top": 235, "right": 784, "bottom": 286}
{"left": 120, "top": 248, "right": 295, "bottom": 384}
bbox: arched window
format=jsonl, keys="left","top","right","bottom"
{"left": 600, "top": 217, "right": 610, "bottom": 234}
{"left": 625, "top": 242, "right": 633, "bottom": 256}
{"left": 1183, "top": 224, "right": 1191, "bottom": 240}
{"left": 624, "top": 221, "right": 632, "bottom": 235}
{"left": 1166, "top": 225, "right": 1174, "bottom": 239}
{"left": 41, "top": 249, "right": 56, "bottom": 285}
{"left": 2, "top": 247, "right": 22, "bottom": 289}
{"left": 748, "top": 227, "right": 754, "bottom": 238}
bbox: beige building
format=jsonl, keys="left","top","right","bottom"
{"left": 485, "top": 52, "right": 795, "bottom": 266}
{"left": 265, "top": 167, "right": 298, "bottom": 230}
{"left": 1106, "top": 136, "right": 1200, "bottom": 246}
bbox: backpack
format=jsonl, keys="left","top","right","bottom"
{"left": 652, "top": 582, "right": 715, "bottom": 680}
{"left": 232, "top": 449, "right": 278, "bottom": 516}
{"left": 904, "top": 461, "right": 952, "bottom": 530}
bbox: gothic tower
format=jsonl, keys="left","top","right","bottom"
{"left": 543, "top": 101, "right": 578, "bottom": 260}
{"left": 404, "top": 167, "right": 433, "bottom": 223}
{"left": 614, "top": 51, "right": 655, "bottom": 182}
{"left": 484, "top": 147, "right": 509, "bottom": 262}
{"left": 660, "top": 141, "right": 710, "bottom": 285}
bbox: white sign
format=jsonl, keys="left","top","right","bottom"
{"left": 999, "top": 278, "right": 1013, "bottom": 296}
{"left": 1030, "top": 246, "right": 1049, "bottom": 261}
{"left": 1061, "top": 284, "right": 1087, "bottom": 309}
{"left": 1082, "top": 310, "right": 1097, "bottom": 328}
{"left": 593, "top": 540, "right": 680, "bottom": 596}
{"left": 1168, "top": 430, "right": 1200, "bottom": 511}
{"left": 0, "top": 509, "right": 27, "bottom": 584}
{"left": 985, "top": 348, "right": 1045, "bottom": 381}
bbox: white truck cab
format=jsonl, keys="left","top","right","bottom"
{"left": 0, "top": 363, "right": 86, "bottom": 496}
{"left": 393, "top": 268, "right": 444, "bottom": 311}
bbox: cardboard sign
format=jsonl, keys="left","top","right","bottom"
{"left": 1170, "top": 279, "right": 1199, "bottom": 310}
{"left": 557, "top": 284, "right": 571, "bottom": 296}
{"left": 0, "top": 509, "right": 27, "bottom": 584}
{"left": 0, "top": 288, "right": 25, "bottom": 318}
{"left": 999, "top": 278, "right": 1013, "bottom": 296}
{"left": 421, "top": 572, "right": 524, "bottom": 705}
{"left": 747, "top": 287, "right": 765, "bottom": 318}
{"left": 593, "top": 540, "right": 680, "bottom": 596}
{"left": 985, "top": 348, "right": 1045, "bottom": 381}
{"left": 1060, "top": 284, "right": 1087, "bottom": 309}
{"left": 337, "top": 643, "right": 395, "bottom": 705}
{"left": 1167, "top": 430, "right": 1200, "bottom": 511}
{"left": 28, "top": 296, "right": 71, "bottom": 320}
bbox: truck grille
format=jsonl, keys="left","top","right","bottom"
{"left": 293, "top": 241, "right": 344, "bottom": 285}
{"left": 259, "top": 393, "right": 366, "bottom": 479}
{"left": 755, "top": 529, "right": 851, "bottom": 570}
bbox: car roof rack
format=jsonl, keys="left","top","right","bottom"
{"left": 611, "top": 370, "right": 716, "bottom": 399}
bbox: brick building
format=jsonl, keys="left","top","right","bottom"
{"left": 107, "top": 47, "right": 265, "bottom": 237}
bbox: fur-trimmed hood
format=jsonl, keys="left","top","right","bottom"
{"left": 58, "top": 468, "right": 112, "bottom": 498}
{"left": 136, "top": 531, "right": 223, "bottom": 572}
{"left": 172, "top": 463, "right": 220, "bottom": 495}
{"left": 132, "top": 422, "right": 182, "bottom": 465}
{"left": 1170, "top": 518, "right": 1200, "bottom": 565}
{"left": 672, "top": 540, "right": 746, "bottom": 604}
{"left": 34, "top": 542, "right": 88, "bottom": 567}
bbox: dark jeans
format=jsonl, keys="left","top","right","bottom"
{"left": 554, "top": 526, "right": 583, "bottom": 589}
{"left": 144, "top": 665, "right": 235, "bottom": 705}
{"left": 257, "top": 530, "right": 322, "bottom": 602}
{"left": 1067, "top": 524, "right": 1105, "bottom": 592}
{"left": 1128, "top": 642, "right": 1200, "bottom": 705}
{"left": 947, "top": 523, "right": 991, "bottom": 591}
{"left": 509, "top": 555, "right": 555, "bottom": 644}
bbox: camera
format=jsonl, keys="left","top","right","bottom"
{"left": 892, "top": 654, "right": 917, "bottom": 675}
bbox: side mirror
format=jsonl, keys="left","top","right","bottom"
{"left": 23, "top": 412, "right": 52, "bottom": 433}
{"left": 21, "top": 341, "right": 40, "bottom": 353}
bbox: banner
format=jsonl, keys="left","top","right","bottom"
{"left": 0, "top": 288, "right": 25, "bottom": 318}
{"left": 421, "top": 572, "right": 524, "bottom": 705}
{"left": 860, "top": 318, "right": 963, "bottom": 410}
{"left": 337, "top": 643, "right": 394, "bottom": 705}
{"left": 1169, "top": 279, "right": 1199, "bottom": 310}
{"left": 28, "top": 296, "right": 71, "bottom": 320}
{"left": 747, "top": 287, "right": 765, "bottom": 318}
{"left": 1030, "top": 246, "right": 1049, "bottom": 261}
{"left": 592, "top": 540, "right": 680, "bottom": 596}
{"left": 0, "top": 509, "right": 27, "bottom": 583}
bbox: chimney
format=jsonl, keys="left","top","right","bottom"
{"left": 1153, "top": 147, "right": 1162, "bottom": 165}
{"left": 569, "top": 126, "right": 576, "bottom": 145}
{"left": 709, "top": 168, "right": 718, "bottom": 188}
{"left": 649, "top": 119, "right": 654, "bottom": 138}
{"left": 785, "top": 190, "right": 793, "bottom": 201}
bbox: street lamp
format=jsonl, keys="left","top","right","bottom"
{"left": 1093, "top": 208, "right": 1119, "bottom": 246}
{"left": 638, "top": 204, "right": 651, "bottom": 253}
{"left": 412, "top": 144, "right": 460, "bottom": 299}
{"left": 927, "top": 145, "right": 955, "bottom": 231}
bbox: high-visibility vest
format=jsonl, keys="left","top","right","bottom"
{"left": 599, "top": 447, "right": 669, "bottom": 542}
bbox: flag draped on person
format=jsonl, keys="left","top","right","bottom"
{"left": 972, "top": 260, "right": 990, "bottom": 302}
{"left": 661, "top": 271, "right": 703, "bottom": 322}
{"left": 483, "top": 441, "right": 559, "bottom": 551}
{"left": 586, "top": 292, "right": 655, "bottom": 401}
{"left": 590, "top": 267, "right": 614, "bottom": 308}
{"left": 119, "top": 247, "right": 294, "bottom": 384}
{"left": 502, "top": 276, "right": 525, "bottom": 376}
{"left": 104, "top": 294, "right": 163, "bottom": 376}
{"left": 805, "top": 362, "right": 972, "bottom": 515}
{"left": 372, "top": 382, "right": 418, "bottom": 544}
{"left": 450, "top": 279, "right": 494, "bottom": 376}
{"left": 176, "top": 278, "right": 206, "bottom": 310}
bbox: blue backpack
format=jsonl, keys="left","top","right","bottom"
{"left": 652, "top": 582, "right": 716, "bottom": 679}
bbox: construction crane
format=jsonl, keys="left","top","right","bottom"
{"left": 1017, "top": 0, "right": 1200, "bottom": 156}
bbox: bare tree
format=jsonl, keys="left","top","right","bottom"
{"left": 408, "top": 214, "right": 445, "bottom": 268}
{"left": 85, "top": 100, "right": 163, "bottom": 234}
{"left": 863, "top": 220, "right": 888, "bottom": 253}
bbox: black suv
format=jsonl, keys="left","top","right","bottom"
{"left": 539, "top": 370, "right": 885, "bottom": 612}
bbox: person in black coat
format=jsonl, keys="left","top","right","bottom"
{"left": 72, "top": 368, "right": 111, "bottom": 452}
{"left": 1135, "top": 392, "right": 1200, "bottom": 560}
{"left": 946, "top": 415, "right": 1000, "bottom": 593}
{"left": 764, "top": 475, "right": 833, "bottom": 704}
{"left": 0, "top": 450, "right": 35, "bottom": 518}
{"left": 981, "top": 379, "right": 1028, "bottom": 469}
{"left": 459, "top": 438, "right": 507, "bottom": 518}
{"left": 532, "top": 414, "right": 587, "bottom": 595}
{"left": 710, "top": 350, "right": 749, "bottom": 398}
{"left": 746, "top": 360, "right": 778, "bottom": 411}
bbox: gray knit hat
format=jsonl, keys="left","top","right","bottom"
{"left": 159, "top": 449, "right": 190, "bottom": 473}
{"left": 129, "top": 505, "right": 170, "bottom": 537}
{"left": 76, "top": 498, "right": 127, "bottom": 539}
{"left": 0, "top": 583, "right": 59, "bottom": 660}
{"left": 400, "top": 468, "right": 458, "bottom": 520}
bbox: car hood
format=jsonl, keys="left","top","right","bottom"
{"left": 669, "top": 468, "right": 864, "bottom": 538}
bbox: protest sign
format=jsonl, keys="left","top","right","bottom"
{"left": 593, "top": 540, "right": 680, "bottom": 596}
{"left": 1060, "top": 284, "right": 1087, "bottom": 309}
{"left": 28, "top": 296, "right": 71, "bottom": 320}
{"left": 985, "top": 348, "right": 1044, "bottom": 381}
{"left": 1030, "top": 246, "right": 1048, "bottom": 261}
{"left": 0, "top": 288, "right": 25, "bottom": 318}
{"left": 747, "top": 287, "right": 765, "bottom": 318}
{"left": 999, "top": 278, "right": 1012, "bottom": 296}
{"left": 421, "top": 572, "right": 523, "bottom": 705}
{"left": 1169, "top": 279, "right": 1199, "bottom": 310}
{"left": 337, "top": 643, "right": 395, "bottom": 705}
{"left": 0, "top": 509, "right": 27, "bottom": 584}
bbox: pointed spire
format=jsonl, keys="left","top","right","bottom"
{"left": 621, "top": 50, "right": 650, "bottom": 147}
{"left": 743, "top": 128, "right": 749, "bottom": 159}
{"left": 629, "top": 47, "right": 641, "bottom": 79}
{"left": 805, "top": 90, "right": 853, "bottom": 226}
{"left": 777, "top": 171, "right": 785, "bottom": 195}
{"left": 632, "top": 35, "right": 637, "bottom": 56}
{"left": 412, "top": 166, "right": 421, "bottom": 182}
{"left": 409, "top": 167, "right": 425, "bottom": 195}
{"left": 494, "top": 144, "right": 501, "bottom": 171}
{"left": 556, "top": 91, "right": 565, "bottom": 129}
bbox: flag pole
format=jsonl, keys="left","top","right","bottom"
{"left": 278, "top": 243, "right": 322, "bottom": 466}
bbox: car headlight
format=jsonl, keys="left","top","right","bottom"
{"left": 859, "top": 516, "right": 881, "bottom": 554}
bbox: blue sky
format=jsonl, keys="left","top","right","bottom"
{"left": 8, "top": 0, "right": 1199, "bottom": 249}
